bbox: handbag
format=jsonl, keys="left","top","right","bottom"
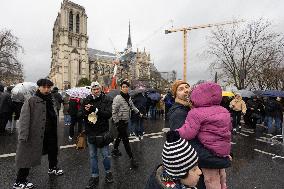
{"left": 88, "top": 131, "right": 114, "bottom": 148}
{"left": 76, "top": 132, "right": 86, "bottom": 150}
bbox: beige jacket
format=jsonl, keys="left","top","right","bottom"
{"left": 229, "top": 98, "right": 247, "bottom": 113}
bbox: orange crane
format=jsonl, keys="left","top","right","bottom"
{"left": 165, "top": 20, "right": 243, "bottom": 81}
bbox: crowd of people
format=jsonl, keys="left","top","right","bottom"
{"left": 223, "top": 93, "right": 284, "bottom": 135}
{"left": 0, "top": 78, "right": 283, "bottom": 189}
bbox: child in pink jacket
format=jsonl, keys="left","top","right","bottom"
{"left": 177, "top": 82, "right": 232, "bottom": 189}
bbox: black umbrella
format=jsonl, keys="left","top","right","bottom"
{"left": 129, "top": 87, "right": 146, "bottom": 97}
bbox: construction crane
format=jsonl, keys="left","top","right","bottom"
{"left": 165, "top": 20, "right": 244, "bottom": 81}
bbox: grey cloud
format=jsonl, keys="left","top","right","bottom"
{"left": 0, "top": 0, "right": 283, "bottom": 83}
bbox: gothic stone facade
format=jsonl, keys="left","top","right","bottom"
{"left": 49, "top": 0, "right": 88, "bottom": 90}
{"left": 49, "top": 0, "right": 151, "bottom": 90}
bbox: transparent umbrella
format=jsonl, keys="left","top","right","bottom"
{"left": 11, "top": 82, "right": 37, "bottom": 102}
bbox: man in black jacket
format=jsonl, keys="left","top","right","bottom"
{"left": 168, "top": 80, "right": 191, "bottom": 131}
{"left": 81, "top": 82, "right": 114, "bottom": 189}
{"left": 167, "top": 80, "right": 231, "bottom": 189}
{"left": 0, "top": 84, "right": 13, "bottom": 135}
{"left": 246, "top": 96, "right": 263, "bottom": 130}
{"left": 51, "top": 87, "right": 63, "bottom": 115}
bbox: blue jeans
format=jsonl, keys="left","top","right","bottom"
{"left": 132, "top": 118, "right": 144, "bottom": 136}
{"left": 64, "top": 114, "right": 71, "bottom": 125}
{"left": 87, "top": 141, "right": 111, "bottom": 177}
{"left": 267, "top": 116, "right": 282, "bottom": 133}
{"left": 275, "top": 117, "right": 282, "bottom": 131}
{"left": 128, "top": 119, "right": 134, "bottom": 134}
{"left": 150, "top": 106, "right": 156, "bottom": 120}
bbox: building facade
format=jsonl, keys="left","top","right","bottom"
{"left": 50, "top": 0, "right": 155, "bottom": 90}
{"left": 49, "top": 0, "right": 89, "bottom": 90}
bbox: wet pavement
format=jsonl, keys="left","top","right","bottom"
{"left": 1, "top": 114, "right": 284, "bottom": 189}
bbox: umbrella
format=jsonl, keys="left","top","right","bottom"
{"left": 259, "top": 90, "right": 284, "bottom": 98}
{"left": 235, "top": 90, "right": 255, "bottom": 98}
{"left": 222, "top": 91, "right": 234, "bottom": 97}
{"left": 129, "top": 86, "right": 145, "bottom": 96}
{"left": 11, "top": 82, "right": 37, "bottom": 102}
{"left": 145, "top": 88, "right": 158, "bottom": 93}
{"left": 66, "top": 87, "right": 91, "bottom": 98}
{"left": 253, "top": 90, "right": 263, "bottom": 96}
{"left": 148, "top": 92, "right": 161, "bottom": 101}
{"left": 106, "top": 89, "right": 120, "bottom": 99}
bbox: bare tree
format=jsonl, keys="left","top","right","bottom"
{"left": 0, "top": 29, "right": 24, "bottom": 85}
{"left": 207, "top": 19, "right": 284, "bottom": 90}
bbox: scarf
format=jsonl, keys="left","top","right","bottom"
{"left": 35, "top": 90, "right": 57, "bottom": 125}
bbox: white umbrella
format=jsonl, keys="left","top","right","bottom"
{"left": 66, "top": 87, "right": 91, "bottom": 98}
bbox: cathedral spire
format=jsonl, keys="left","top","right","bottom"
{"left": 127, "top": 20, "right": 132, "bottom": 49}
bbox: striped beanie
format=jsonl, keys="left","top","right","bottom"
{"left": 162, "top": 131, "right": 198, "bottom": 179}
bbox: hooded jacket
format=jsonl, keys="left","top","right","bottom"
{"left": 177, "top": 82, "right": 232, "bottom": 157}
{"left": 229, "top": 97, "right": 247, "bottom": 113}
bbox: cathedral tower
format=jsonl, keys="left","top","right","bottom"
{"left": 49, "top": 0, "right": 89, "bottom": 89}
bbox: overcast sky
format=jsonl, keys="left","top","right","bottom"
{"left": 1, "top": 0, "right": 284, "bottom": 85}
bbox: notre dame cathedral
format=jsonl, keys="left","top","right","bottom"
{"left": 49, "top": 0, "right": 153, "bottom": 90}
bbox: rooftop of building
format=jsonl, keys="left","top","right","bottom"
{"left": 88, "top": 48, "right": 116, "bottom": 62}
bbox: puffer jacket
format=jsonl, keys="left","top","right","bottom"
{"left": 177, "top": 82, "right": 232, "bottom": 157}
{"left": 112, "top": 94, "right": 139, "bottom": 123}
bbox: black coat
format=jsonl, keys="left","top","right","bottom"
{"left": 0, "top": 91, "right": 13, "bottom": 114}
{"left": 52, "top": 92, "right": 63, "bottom": 110}
{"left": 168, "top": 102, "right": 190, "bottom": 131}
{"left": 131, "top": 93, "right": 147, "bottom": 121}
{"left": 246, "top": 99, "right": 263, "bottom": 117}
{"left": 275, "top": 101, "right": 283, "bottom": 121}
{"left": 81, "top": 94, "right": 112, "bottom": 136}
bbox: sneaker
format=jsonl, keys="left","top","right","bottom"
{"left": 13, "top": 181, "right": 34, "bottom": 189}
{"left": 129, "top": 133, "right": 135, "bottom": 137}
{"left": 238, "top": 125, "right": 242, "bottom": 131}
{"left": 85, "top": 177, "right": 99, "bottom": 189}
{"left": 105, "top": 172, "right": 114, "bottom": 183}
{"left": 130, "top": 158, "right": 138, "bottom": 169}
{"left": 111, "top": 149, "right": 122, "bottom": 157}
{"left": 232, "top": 128, "right": 237, "bottom": 135}
{"left": 48, "top": 167, "right": 64, "bottom": 176}
{"left": 68, "top": 136, "right": 73, "bottom": 140}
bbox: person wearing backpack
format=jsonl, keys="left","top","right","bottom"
{"left": 68, "top": 96, "right": 83, "bottom": 140}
